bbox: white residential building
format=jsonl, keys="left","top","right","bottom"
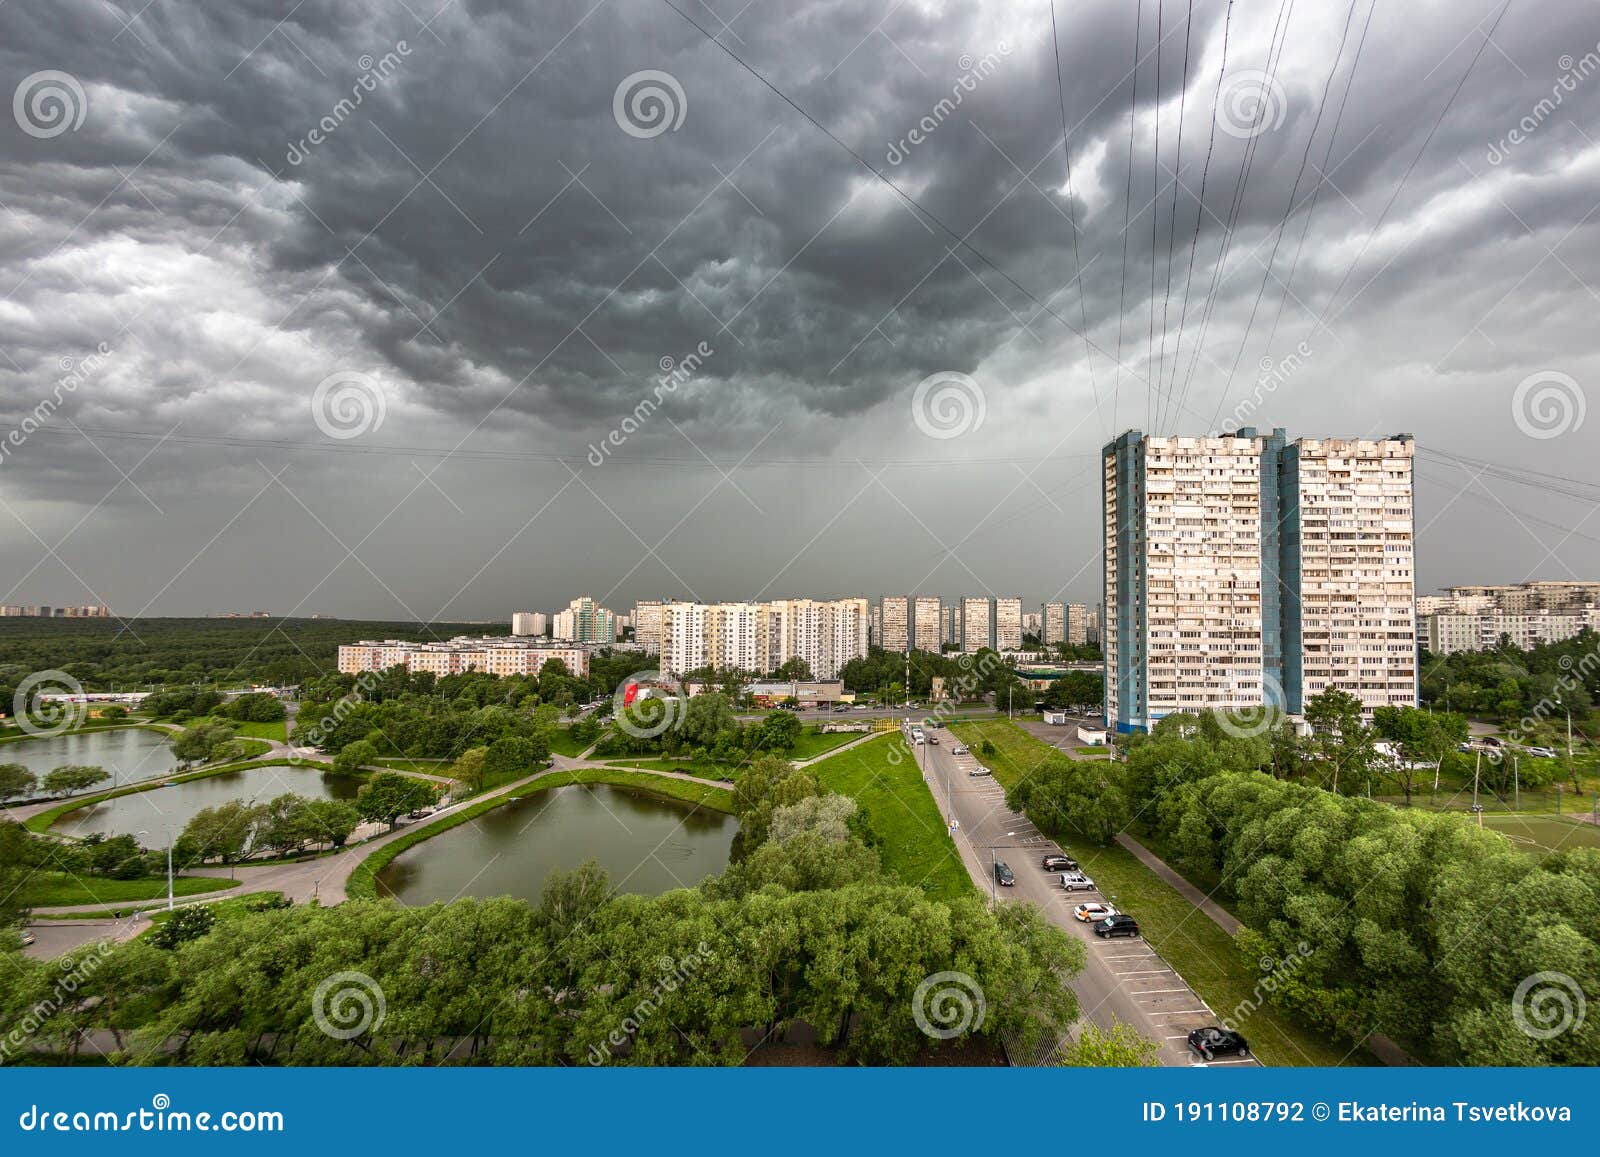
{"left": 913, "top": 596, "right": 942, "bottom": 653}
{"left": 337, "top": 638, "right": 590, "bottom": 679}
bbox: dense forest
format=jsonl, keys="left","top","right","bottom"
{"left": 0, "top": 617, "right": 495, "bottom": 694}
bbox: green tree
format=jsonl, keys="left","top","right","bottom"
{"left": 333, "top": 738, "right": 380, "bottom": 775}
{"left": 40, "top": 764, "right": 110, "bottom": 796}
{"left": 150, "top": 905, "right": 216, "bottom": 950}
{"left": 0, "top": 763, "right": 37, "bottom": 802}
{"left": 752, "top": 709, "right": 802, "bottom": 752}
{"left": 300, "top": 799, "right": 360, "bottom": 849}
{"left": 1304, "top": 689, "right": 1378, "bottom": 794}
{"left": 730, "top": 755, "right": 819, "bottom": 852}
{"left": 771, "top": 656, "right": 814, "bottom": 681}
{"left": 1059, "top": 1018, "right": 1160, "bottom": 1066}
{"left": 449, "top": 746, "right": 488, "bottom": 793}
{"left": 1006, "top": 754, "right": 1131, "bottom": 846}
{"left": 176, "top": 800, "right": 265, "bottom": 864}
{"left": 356, "top": 772, "right": 436, "bottom": 830}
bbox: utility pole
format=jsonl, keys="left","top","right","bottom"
{"left": 1473, "top": 750, "right": 1482, "bottom": 826}
{"left": 1513, "top": 756, "right": 1520, "bottom": 812}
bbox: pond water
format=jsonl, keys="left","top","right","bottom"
{"left": 375, "top": 783, "right": 736, "bottom": 904}
{"left": 52, "top": 765, "right": 362, "bottom": 840}
{"left": 3, "top": 727, "right": 178, "bottom": 791}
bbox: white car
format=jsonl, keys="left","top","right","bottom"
{"left": 968, "top": 765, "right": 992, "bottom": 777}
{"left": 1073, "top": 902, "right": 1118, "bottom": 923}
{"left": 1059, "top": 871, "right": 1097, "bottom": 892}
{"left": 951, "top": 744, "right": 969, "bottom": 756}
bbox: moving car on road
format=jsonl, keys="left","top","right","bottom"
{"left": 1042, "top": 854, "right": 1079, "bottom": 871}
{"left": 1187, "top": 1026, "right": 1249, "bottom": 1060}
{"left": 1093, "top": 914, "right": 1140, "bottom": 939}
{"left": 1073, "top": 902, "right": 1117, "bottom": 922}
{"left": 993, "top": 860, "right": 1015, "bottom": 887}
{"left": 1058, "top": 871, "right": 1096, "bottom": 891}
{"left": 951, "top": 744, "right": 968, "bottom": 755}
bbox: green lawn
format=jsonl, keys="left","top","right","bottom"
{"left": 788, "top": 728, "right": 868, "bottom": 761}
{"left": 807, "top": 735, "right": 972, "bottom": 904}
{"left": 226, "top": 719, "right": 287, "bottom": 741}
{"left": 18, "top": 872, "right": 239, "bottom": 908}
{"left": 547, "top": 727, "right": 595, "bottom": 758}
{"left": 948, "top": 718, "right": 1053, "bottom": 788}
{"left": 369, "top": 757, "right": 451, "bottom": 775}
{"left": 1481, "top": 813, "right": 1600, "bottom": 856}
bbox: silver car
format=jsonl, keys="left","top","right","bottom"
{"left": 1058, "top": 871, "right": 1097, "bottom": 892}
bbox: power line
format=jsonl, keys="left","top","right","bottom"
{"left": 1207, "top": 0, "right": 1363, "bottom": 430}
{"left": 655, "top": 0, "right": 1147, "bottom": 392}
{"left": 1147, "top": 0, "right": 1163, "bottom": 430}
{"left": 1302, "top": 0, "right": 1513, "bottom": 344}
{"left": 1049, "top": 0, "right": 1105, "bottom": 439}
{"left": 1154, "top": 0, "right": 1195, "bottom": 431}
{"left": 1114, "top": 0, "right": 1144, "bottom": 432}
{"left": 1171, "top": 0, "right": 1298, "bottom": 427}
{"left": 1161, "top": 0, "right": 1233, "bottom": 430}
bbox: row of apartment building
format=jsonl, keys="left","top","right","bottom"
{"left": 1422, "top": 609, "right": 1600, "bottom": 655}
{"left": 1104, "top": 428, "right": 1418, "bottom": 733}
{"left": 655, "top": 598, "right": 870, "bottom": 680}
{"left": 874, "top": 596, "right": 1098, "bottom": 653}
{"left": 0, "top": 604, "right": 114, "bottom": 617}
{"left": 336, "top": 638, "right": 591, "bottom": 679}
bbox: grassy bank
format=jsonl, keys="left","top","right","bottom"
{"left": 346, "top": 768, "right": 734, "bottom": 900}
{"left": 807, "top": 734, "right": 971, "bottom": 904}
{"left": 19, "top": 872, "right": 239, "bottom": 908}
{"left": 0, "top": 721, "right": 175, "bottom": 746}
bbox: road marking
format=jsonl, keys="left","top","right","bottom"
{"left": 1113, "top": 969, "right": 1175, "bottom": 977}
{"left": 1150, "top": 1008, "right": 1212, "bottom": 1016}
{"left": 1131, "top": 988, "right": 1192, "bottom": 996}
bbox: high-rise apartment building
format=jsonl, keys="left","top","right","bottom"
{"left": 661, "top": 599, "right": 869, "bottom": 679}
{"left": 943, "top": 604, "right": 961, "bottom": 649}
{"left": 995, "top": 597, "right": 1023, "bottom": 650}
{"left": 1104, "top": 429, "right": 1416, "bottom": 733}
{"left": 511, "top": 611, "right": 547, "bottom": 637}
{"left": 554, "top": 596, "right": 615, "bottom": 644}
{"left": 632, "top": 599, "right": 666, "bottom": 654}
{"left": 1043, "top": 602, "right": 1065, "bottom": 645}
{"left": 913, "top": 596, "right": 942, "bottom": 653}
{"left": 961, "top": 596, "right": 993, "bottom": 652}
{"left": 879, "top": 596, "right": 910, "bottom": 652}
{"left": 1066, "top": 603, "right": 1090, "bottom": 646}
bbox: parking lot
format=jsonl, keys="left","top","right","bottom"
{"left": 913, "top": 722, "right": 1258, "bottom": 1067}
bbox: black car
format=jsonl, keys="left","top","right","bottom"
{"left": 1041, "top": 854, "right": 1079, "bottom": 872}
{"left": 993, "top": 860, "right": 1015, "bottom": 887}
{"left": 1187, "top": 1026, "right": 1249, "bottom": 1060}
{"left": 1093, "top": 914, "right": 1140, "bottom": 939}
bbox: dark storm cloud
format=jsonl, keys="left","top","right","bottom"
{"left": 1, "top": 0, "right": 1598, "bottom": 615}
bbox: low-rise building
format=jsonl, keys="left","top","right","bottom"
{"left": 337, "top": 637, "right": 590, "bottom": 678}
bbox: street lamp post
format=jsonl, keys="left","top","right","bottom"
{"left": 989, "top": 832, "right": 1016, "bottom": 903}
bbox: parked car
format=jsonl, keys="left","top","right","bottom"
{"left": 1058, "top": 871, "right": 1096, "bottom": 891}
{"left": 853, "top": 704, "right": 869, "bottom": 711}
{"left": 19, "top": 930, "right": 36, "bottom": 947}
{"left": 1041, "top": 854, "right": 1079, "bottom": 871}
{"left": 1187, "top": 1026, "right": 1250, "bottom": 1060}
{"left": 1093, "top": 914, "right": 1140, "bottom": 938}
{"left": 1073, "top": 902, "right": 1118, "bottom": 922}
{"left": 951, "top": 744, "right": 969, "bottom": 755}
{"left": 1525, "top": 746, "right": 1557, "bottom": 758}
{"left": 968, "top": 766, "right": 992, "bottom": 777}
{"left": 993, "top": 860, "right": 1015, "bottom": 887}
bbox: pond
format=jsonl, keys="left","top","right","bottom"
{"left": 375, "top": 783, "right": 736, "bottom": 905}
{"left": 52, "top": 765, "right": 362, "bottom": 841}
{"left": 3, "top": 727, "right": 178, "bottom": 792}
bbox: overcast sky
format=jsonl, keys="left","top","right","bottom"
{"left": 1, "top": 0, "right": 1597, "bottom": 622}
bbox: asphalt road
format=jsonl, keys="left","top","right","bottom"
{"left": 915, "top": 730, "right": 1258, "bottom": 1068}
